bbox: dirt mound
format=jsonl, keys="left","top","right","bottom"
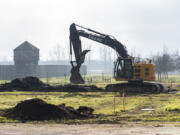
{"left": 11, "top": 77, "right": 44, "bottom": 88}
{"left": 0, "top": 77, "right": 104, "bottom": 92}
{"left": 4, "top": 98, "right": 94, "bottom": 121}
{"left": 0, "top": 77, "right": 52, "bottom": 91}
{"left": 55, "top": 84, "right": 104, "bottom": 92}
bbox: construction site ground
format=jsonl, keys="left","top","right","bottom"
{"left": 1, "top": 89, "right": 180, "bottom": 123}
{"left": 0, "top": 76, "right": 180, "bottom": 134}
{"left": 1, "top": 123, "right": 180, "bottom": 135}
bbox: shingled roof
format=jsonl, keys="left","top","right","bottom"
{"left": 14, "top": 41, "right": 39, "bottom": 51}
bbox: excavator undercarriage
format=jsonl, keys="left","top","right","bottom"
{"left": 106, "top": 81, "right": 164, "bottom": 93}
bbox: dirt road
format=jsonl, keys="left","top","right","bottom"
{"left": 0, "top": 123, "right": 180, "bottom": 135}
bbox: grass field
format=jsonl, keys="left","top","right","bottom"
{"left": 0, "top": 90, "right": 180, "bottom": 123}
{"left": 40, "top": 74, "right": 180, "bottom": 87}
{"left": 0, "top": 74, "right": 180, "bottom": 123}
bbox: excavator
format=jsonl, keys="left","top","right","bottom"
{"left": 69, "top": 23, "right": 164, "bottom": 93}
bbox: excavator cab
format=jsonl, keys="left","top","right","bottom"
{"left": 114, "top": 57, "right": 134, "bottom": 81}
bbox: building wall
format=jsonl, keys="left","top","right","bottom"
{"left": 0, "top": 65, "right": 15, "bottom": 80}
{"left": 15, "top": 63, "right": 38, "bottom": 78}
{"left": 14, "top": 50, "right": 39, "bottom": 78}
{"left": 37, "top": 65, "right": 87, "bottom": 78}
{"left": 0, "top": 65, "right": 87, "bottom": 80}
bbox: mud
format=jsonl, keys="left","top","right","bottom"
{"left": 0, "top": 76, "right": 170, "bottom": 93}
{"left": 0, "top": 76, "right": 104, "bottom": 92}
{"left": 4, "top": 98, "right": 94, "bottom": 121}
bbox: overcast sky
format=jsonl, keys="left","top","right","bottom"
{"left": 0, "top": 0, "right": 179, "bottom": 61}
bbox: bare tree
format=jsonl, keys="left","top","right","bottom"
{"left": 99, "top": 46, "right": 108, "bottom": 72}
{"left": 103, "top": 47, "right": 108, "bottom": 65}
{"left": 153, "top": 54, "right": 163, "bottom": 81}
{"left": 86, "top": 44, "right": 92, "bottom": 65}
{"left": 152, "top": 49, "right": 176, "bottom": 81}
{"left": 174, "top": 51, "right": 180, "bottom": 71}
{"left": 106, "top": 47, "right": 113, "bottom": 73}
{"left": 53, "top": 43, "right": 61, "bottom": 61}
{"left": 48, "top": 43, "right": 67, "bottom": 62}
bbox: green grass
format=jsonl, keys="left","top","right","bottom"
{"left": 1, "top": 91, "right": 180, "bottom": 123}
{"left": 40, "top": 75, "right": 115, "bottom": 88}
{"left": 32, "top": 74, "right": 180, "bottom": 89}
{"left": 0, "top": 74, "right": 180, "bottom": 123}
{"left": 1, "top": 74, "right": 180, "bottom": 88}
{"left": 157, "top": 74, "right": 180, "bottom": 84}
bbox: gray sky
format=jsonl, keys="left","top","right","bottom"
{"left": 0, "top": 0, "right": 179, "bottom": 61}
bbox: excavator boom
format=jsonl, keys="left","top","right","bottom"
{"left": 70, "top": 23, "right": 128, "bottom": 59}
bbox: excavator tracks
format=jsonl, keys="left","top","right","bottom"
{"left": 105, "top": 81, "right": 164, "bottom": 93}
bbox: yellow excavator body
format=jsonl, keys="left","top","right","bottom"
{"left": 106, "top": 57, "right": 164, "bottom": 93}
{"left": 133, "top": 62, "right": 155, "bottom": 81}
{"left": 115, "top": 62, "right": 155, "bottom": 82}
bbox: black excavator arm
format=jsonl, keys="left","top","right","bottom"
{"left": 70, "top": 23, "right": 128, "bottom": 61}
{"left": 69, "top": 23, "right": 133, "bottom": 84}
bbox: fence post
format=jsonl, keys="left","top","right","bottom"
{"left": 122, "top": 89, "right": 126, "bottom": 111}
{"left": 113, "top": 92, "right": 116, "bottom": 114}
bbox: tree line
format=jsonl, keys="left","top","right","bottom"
{"left": 48, "top": 44, "right": 180, "bottom": 78}
{"left": 152, "top": 50, "right": 179, "bottom": 81}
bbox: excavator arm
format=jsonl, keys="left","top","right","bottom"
{"left": 69, "top": 23, "right": 133, "bottom": 84}
{"left": 70, "top": 23, "right": 128, "bottom": 59}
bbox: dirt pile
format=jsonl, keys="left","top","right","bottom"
{"left": 4, "top": 98, "right": 94, "bottom": 121}
{"left": 55, "top": 84, "right": 104, "bottom": 92}
{"left": 0, "top": 77, "right": 104, "bottom": 92}
{"left": 0, "top": 77, "right": 52, "bottom": 91}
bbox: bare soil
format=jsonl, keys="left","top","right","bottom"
{"left": 4, "top": 98, "right": 93, "bottom": 121}
{"left": 0, "top": 123, "right": 180, "bottom": 135}
{"left": 0, "top": 76, "right": 104, "bottom": 92}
